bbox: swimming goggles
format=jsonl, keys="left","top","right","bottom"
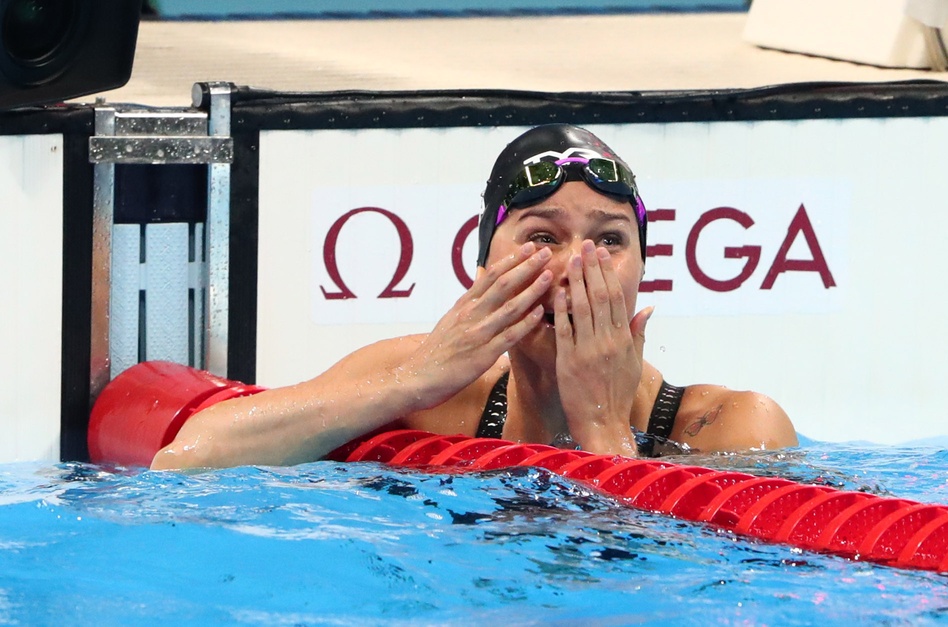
{"left": 496, "top": 157, "right": 645, "bottom": 227}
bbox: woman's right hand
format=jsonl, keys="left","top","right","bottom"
{"left": 400, "top": 242, "right": 552, "bottom": 405}
{"left": 152, "top": 243, "right": 553, "bottom": 470}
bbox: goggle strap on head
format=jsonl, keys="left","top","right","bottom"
{"left": 635, "top": 197, "right": 646, "bottom": 228}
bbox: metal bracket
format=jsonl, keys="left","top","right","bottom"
{"left": 89, "top": 136, "right": 233, "bottom": 164}
{"left": 89, "top": 108, "right": 233, "bottom": 164}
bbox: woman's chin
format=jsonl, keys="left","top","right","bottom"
{"left": 516, "top": 321, "right": 558, "bottom": 359}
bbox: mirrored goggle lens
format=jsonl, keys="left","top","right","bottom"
{"left": 503, "top": 161, "right": 562, "bottom": 209}
{"left": 498, "top": 158, "right": 640, "bottom": 226}
{"left": 586, "top": 158, "right": 636, "bottom": 195}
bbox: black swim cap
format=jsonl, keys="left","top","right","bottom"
{"left": 478, "top": 124, "right": 647, "bottom": 267}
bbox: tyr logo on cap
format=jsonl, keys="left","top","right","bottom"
{"left": 523, "top": 146, "right": 605, "bottom": 165}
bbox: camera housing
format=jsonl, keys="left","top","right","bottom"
{"left": 0, "top": 0, "right": 140, "bottom": 109}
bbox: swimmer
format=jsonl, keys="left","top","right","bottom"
{"left": 151, "top": 124, "right": 798, "bottom": 470}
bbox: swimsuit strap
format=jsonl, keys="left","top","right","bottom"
{"left": 637, "top": 379, "right": 686, "bottom": 457}
{"left": 476, "top": 371, "right": 509, "bottom": 439}
{"left": 475, "top": 373, "right": 687, "bottom": 456}
{"left": 646, "top": 380, "right": 685, "bottom": 440}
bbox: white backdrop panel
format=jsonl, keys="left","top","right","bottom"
{"left": 0, "top": 135, "right": 63, "bottom": 462}
{"left": 257, "top": 119, "right": 948, "bottom": 445}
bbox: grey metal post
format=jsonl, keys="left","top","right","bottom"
{"left": 199, "top": 82, "right": 233, "bottom": 377}
{"left": 89, "top": 108, "right": 117, "bottom": 407}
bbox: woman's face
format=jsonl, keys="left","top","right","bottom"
{"left": 485, "top": 181, "right": 645, "bottom": 348}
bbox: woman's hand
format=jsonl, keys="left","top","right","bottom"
{"left": 153, "top": 243, "right": 554, "bottom": 470}
{"left": 554, "top": 240, "right": 652, "bottom": 456}
{"left": 401, "top": 242, "right": 553, "bottom": 406}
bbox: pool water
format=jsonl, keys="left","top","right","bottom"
{"left": 1, "top": 437, "right": 947, "bottom": 625}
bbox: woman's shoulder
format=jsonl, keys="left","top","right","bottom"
{"left": 639, "top": 362, "right": 796, "bottom": 452}
{"left": 391, "top": 344, "right": 509, "bottom": 436}
{"left": 674, "top": 384, "right": 798, "bottom": 452}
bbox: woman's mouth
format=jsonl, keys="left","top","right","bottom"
{"left": 543, "top": 312, "right": 573, "bottom": 326}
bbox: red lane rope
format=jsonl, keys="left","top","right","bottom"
{"left": 87, "top": 362, "right": 948, "bottom": 575}
{"left": 330, "top": 429, "right": 948, "bottom": 573}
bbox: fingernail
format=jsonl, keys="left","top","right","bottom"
{"left": 537, "top": 247, "right": 552, "bottom": 260}
{"left": 520, "top": 242, "right": 535, "bottom": 255}
{"left": 597, "top": 247, "right": 609, "bottom": 261}
{"left": 582, "top": 240, "right": 595, "bottom": 254}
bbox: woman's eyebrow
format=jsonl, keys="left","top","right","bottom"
{"left": 589, "top": 209, "right": 634, "bottom": 223}
{"left": 514, "top": 207, "right": 564, "bottom": 221}
{"left": 514, "top": 207, "right": 633, "bottom": 223}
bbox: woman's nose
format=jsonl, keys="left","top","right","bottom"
{"left": 549, "top": 240, "right": 585, "bottom": 286}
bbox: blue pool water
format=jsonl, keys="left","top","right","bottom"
{"left": 1, "top": 437, "right": 947, "bottom": 625}
{"left": 151, "top": 0, "right": 750, "bottom": 20}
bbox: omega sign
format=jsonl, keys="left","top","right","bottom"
{"left": 318, "top": 203, "right": 836, "bottom": 301}
{"left": 642, "top": 204, "right": 835, "bottom": 293}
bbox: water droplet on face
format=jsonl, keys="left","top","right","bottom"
{"left": 659, "top": 346, "right": 666, "bottom": 352}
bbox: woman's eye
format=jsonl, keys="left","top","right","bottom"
{"left": 529, "top": 233, "right": 557, "bottom": 245}
{"left": 599, "top": 233, "right": 626, "bottom": 247}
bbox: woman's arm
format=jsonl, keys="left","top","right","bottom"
{"left": 152, "top": 243, "right": 555, "bottom": 470}
{"left": 151, "top": 335, "right": 433, "bottom": 470}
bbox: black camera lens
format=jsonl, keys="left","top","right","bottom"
{"left": 2, "top": 0, "right": 77, "bottom": 66}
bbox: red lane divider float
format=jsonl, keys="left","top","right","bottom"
{"left": 329, "top": 428, "right": 948, "bottom": 573}
{"left": 89, "top": 361, "right": 948, "bottom": 574}
{"left": 88, "top": 361, "right": 266, "bottom": 467}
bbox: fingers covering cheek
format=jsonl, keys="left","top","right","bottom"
{"left": 597, "top": 247, "right": 610, "bottom": 262}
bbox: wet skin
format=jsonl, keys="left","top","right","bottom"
{"left": 472, "top": 182, "right": 651, "bottom": 455}
{"left": 152, "top": 182, "right": 797, "bottom": 470}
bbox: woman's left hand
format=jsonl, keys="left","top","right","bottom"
{"left": 554, "top": 240, "right": 652, "bottom": 457}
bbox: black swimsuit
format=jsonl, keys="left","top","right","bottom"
{"left": 475, "top": 372, "right": 687, "bottom": 457}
